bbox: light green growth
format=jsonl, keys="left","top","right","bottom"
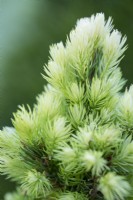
{"left": 0, "top": 13, "right": 133, "bottom": 200}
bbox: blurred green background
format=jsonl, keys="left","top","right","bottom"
{"left": 0, "top": 0, "right": 133, "bottom": 198}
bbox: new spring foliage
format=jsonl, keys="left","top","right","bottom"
{"left": 1, "top": 13, "right": 133, "bottom": 200}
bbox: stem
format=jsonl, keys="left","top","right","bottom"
{"left": 90, "top": 176, "right": 98, "bottom": 200}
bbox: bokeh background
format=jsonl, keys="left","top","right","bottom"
{"left": 0, "top": 0, "right": 133, "bottom": 198}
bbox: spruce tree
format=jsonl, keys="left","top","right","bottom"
{"left": 1, "top": 13, "right": 133, "bottom": 200}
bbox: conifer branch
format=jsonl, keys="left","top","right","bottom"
{"left": 0, "top": 13, "right": 133, "bottom": 200}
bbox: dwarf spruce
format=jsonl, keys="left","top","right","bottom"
{"left": 1, "top": 13, "right": 133, "bottom": 200}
